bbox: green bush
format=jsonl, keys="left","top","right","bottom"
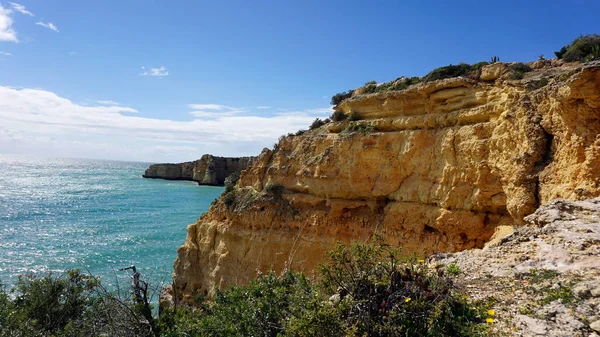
{"left": 509, "top": 62, "right": 532, "bottom": 80}
{"left": 330, "top": 110, "right": 347, "bottom": 122}
{"left": 12, "top": 270, "right": 100, "bottom": 333}
{"left": 310, "top": 118, "right": 327, "bottom": 130}
{"left": 472, "top": 61, "right": 489, "bottom": 71}
{"left": 555, "top": 34, "right": 600, "bottom": 62}
{"left": 362, "top": 81, "right": 379, "bottom": 94}
{"left": 344, "top": 122, "right": 376, "bottom": 133}
{"left": 348, "top": 111, "right": 360, "bottom": 121}
{"left": 423, "top": 63, "right": 476, "bottom": 82}
{"left": 157, "top": 241, "right": 488, "bottom": 336}
{"left": 331, "top": 89, "right": 354, "bottom": 106}
{"left": 0, "top": 269, "right": 154, "bottom": 336}
{"left": 445, "top": 263, "right": 461, "bottom": 276}
{"left": 317, "top": 242, "right": 486, "bottom": 336}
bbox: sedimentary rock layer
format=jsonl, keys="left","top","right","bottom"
{"left": 142, "top": 154, "right": 255, "bottom": 186}
{"left": 171, "top": 61, "right": 600, "bottom": 303}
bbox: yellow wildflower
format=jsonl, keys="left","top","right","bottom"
{"left": 486, "top": 318, "right": 494, "bottom": 323}
{"left": 417, "top": 259, "right": 425, "bottom": 263}
{"left": 487, "top": 309, "right": 495, "bottom": 316}
{"left": 405, "top": 297, "right": 411, "bottom": 303}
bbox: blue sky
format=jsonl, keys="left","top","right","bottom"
{"left": 1, "top": 0, "right": 599, "bottom": 162}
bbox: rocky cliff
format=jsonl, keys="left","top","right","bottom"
{"left": 434, "top": 198, "right": 600, "bottom": 336}
{"left": 142, "top": 154, "right": 255, "bottom": 186}
{"left": 170, "top": 60, "right": 600, "bottom": 303}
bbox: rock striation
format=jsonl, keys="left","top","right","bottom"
{"left": 142, "top": 154, "right": 255, "bottom": 186}
{"left": 170, "top": 60, "right": 600, "bottom": 303}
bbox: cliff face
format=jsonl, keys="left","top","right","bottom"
{"left": 171, "top": 61, "right": 600, "bottom": 302}
{"left": 142, "top": 155, "right": 255, "bottom": 186}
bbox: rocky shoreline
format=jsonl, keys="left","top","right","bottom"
{"left": 142, "top": 154, "right": 255, "bottom": 186}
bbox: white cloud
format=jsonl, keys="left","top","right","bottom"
{"left": 141, "top": 66, "right": 168, "bottom": 78}
{"left": 0, "top": 86, "right": 331, "bottom": 162}
{"left": 0, "top": 51, "right": 12, "bottom": 56}
{"left": 256, "top": 106, "right": 270, "bottom": 109}
{"left": 9, "top": 2, "right": 33, "bottom": 16}
{"left": 35, "top": 22, "right": 58, "bottom": 32}
{"left": 187, "top": 104, "right": 245, "bottom": 118}
{"left": 96, "top": 100, "right": 121, "bottom": 106}
{"left": 0, "top": 5, "right": 18, "bottom": 42}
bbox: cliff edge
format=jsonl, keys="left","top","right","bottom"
{"left": 142, "top": 154, "right": 255, "bottom": 186}
{"left": 170, "top": 60, "right": 600, "bottom": 303}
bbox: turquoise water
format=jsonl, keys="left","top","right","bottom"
{"left": 0, "top": 154, "right": 223, "bottom": 292}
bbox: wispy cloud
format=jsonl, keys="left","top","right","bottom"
{"left": 0, "top": 5, "right": 18, "bottom": 42}
{"left": 256, "top": 106, "right": 270, "bottom": 109}
{"left": 141, "top": 66, "right": 168, "bottom": 78}
{"left": 96, "top": 100, "right": 121, "bottom": 106}
{"left": 68, "top": 51, "right": 76, "bottom": 55}
{"left": 9, "top": 2, "right": 33, "bottom": 16}
{"left": 35, "top": 21, "right": 59, "bottom": 32}
{"left": 187, "top": 104, "right": 245, "bottom": 118}
{"left": 0, "top": 51, "right": 12, "bottom": 56}
{"left": 0, "top": 86, "right": 331, "bottom": 162}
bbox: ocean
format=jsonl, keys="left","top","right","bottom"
{"left": 0, "top": 154, "right": 223, "bottom": 294}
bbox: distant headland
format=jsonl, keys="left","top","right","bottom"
{"left": 142, "top": 154, "right": 255, "bottom": 186}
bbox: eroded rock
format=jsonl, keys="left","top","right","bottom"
{"left": 171, "top": 61, "right": 600, "bottom": 303}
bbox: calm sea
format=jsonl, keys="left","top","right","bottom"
{"left": 0, "top": 154, "right": 223, "bottom": 293}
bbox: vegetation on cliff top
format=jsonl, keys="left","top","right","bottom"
{"left": 0, "top": 242, "right": 492, "bottom": 336}
{"left": 329, "top": 34, "right": 599, "bottom": 107}
{"left": 555, "top": 34, "right": 600, "bottom": 62}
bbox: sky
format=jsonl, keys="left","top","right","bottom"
{"left": 1, "top": 1, "right": 599, "bottom": 163}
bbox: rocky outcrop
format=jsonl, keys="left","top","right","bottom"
{"left": 433, "top": 198, "right": 600, "bottom": 336}
{"left": 170, "top": 61, "right": 600, "bottom": 303}
{"left": 142, "top": 154, "right": 255, "bottom": 186}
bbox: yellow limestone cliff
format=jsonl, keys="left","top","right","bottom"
{"left": 170, "top": 61, "right": 600, "bottom": 303}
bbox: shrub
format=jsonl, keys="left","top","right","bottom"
{"left": 445, "top": 263, "right": 461, "bottom": 276}
{"left": 509, "top": 62, "right": 532, "bottom": 80}
{"left": 318, "top": 242, "right": 486, "bottom": 336}
{"left": 348, "top": 111, "right": 360, "bottom": 121}
{"left": 472, "top": 61, "right": 489, "bottom": 71}
{"left": 158, "top": 271, "right": 339, "bottom": 337}
{"left": 12, "top": 270, "right": 100, "bottom": 333}
{"left": 555, "top": 34, "right": 600, "bottom": 62}
{"left": 423, "top": 63, "right": 475, "bottom": 82}
{"left": 0, "top": 269, "right": 154, "bottom": 336}
{"left": 344, "top": 122, "right": 376, "bottom": 133}
{"left": 331, "top": 89, "right": 354, "bottom": 106}
{"left": 310, "top": 118, "right": 327, "bottom": 130}
{"left": 510, "top": 62, "right": 532, "bottom": 73}
{"left": 362, "top": 81, "right": 379, "bottom": 94}
{"left": 330, "top": 110, "right": 347, "bottom": 122}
